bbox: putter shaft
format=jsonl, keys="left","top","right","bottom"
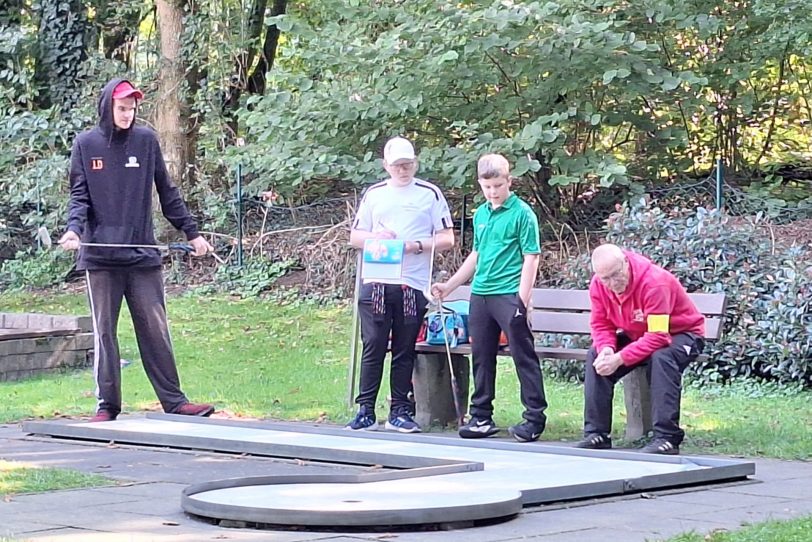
{"left": 80, "top": 242, "right": 193, "bottom": 253}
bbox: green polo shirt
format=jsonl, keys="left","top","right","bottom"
{"left": 471, "top": 193, "right": 540, "bottom": 295}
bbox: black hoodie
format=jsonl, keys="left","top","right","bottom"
{"left": 65, "top": 77, "right": 200, "bottom": 270}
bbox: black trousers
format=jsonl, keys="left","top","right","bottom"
{"left": 468, "top": 293, "right": 548, "bottom": 427}
{"left": 355, "top": 283, "right": 428, "bottom": 415}
{"left": 583, "top": 332, "right": 705, "bottom": 444}
{"left": 86, "top": 267, "right": 188, "bottom": 416}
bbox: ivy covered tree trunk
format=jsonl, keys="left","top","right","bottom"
{"left": 33, "top": 0, "right": 90, "bottom": 112}
{"left": 96, "top": 1, "right": 143, "bottom": 66}
{"left": 155, "top": 0, "right": 194, "bottom": 191}
{"left": 0, "top": 0, "right": 22, "bottom": 25}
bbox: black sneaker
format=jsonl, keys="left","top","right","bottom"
{"left": 385, "top": 411, "right": 421, "bottom": 433}
{"left": 574, "top": 433, "right": 612, "bottom": 449}
{"left": 345, "top": 405, "right": 378, "bottom": 431}
{"left": 640, "top": 438, "right": 679, "bottom": 455}
{"left": 458, "top": 416, "right": 500, "bottom": 438}
{"left": 508, "top": 421, "right": 544, "bottom": 443}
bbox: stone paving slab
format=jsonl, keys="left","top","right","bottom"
{"left": 0, "top": 516, "right": 65, "bottom": 537}
{"left": 6, "top": 487, "right": 139, "bottom": 510}
{"left": 2, "top": 528, "right": 341, "bottom": 542}
{"left": 657, "top": 488, "right": 793, "bottom": 508}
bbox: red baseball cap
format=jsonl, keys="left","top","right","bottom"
{"left": 112, "top": 81, "right": 144, "bottom": 100}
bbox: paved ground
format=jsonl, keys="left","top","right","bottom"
{"left": 1, "top": 420, "right": 811, "bottom": 542}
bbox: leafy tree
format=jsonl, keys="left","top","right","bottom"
{"left": 236, "top": 0, "right": 710, "bottom": 215}
{"left": 33, "top": 0, "right": 92, "bottom": 112}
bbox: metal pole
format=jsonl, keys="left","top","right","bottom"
{"left": 715, "top": 158, "right": 723, "bottom": 211}
{"left": 236, "top": 163, "right": 244, "bottom": 267}
{"left": 346, "top": 251, "right": 362, "bottom": 407}
{"left": 460, "top": 193, "right": 467, "bottom": 248}
{"left": 36, "top": 179, "right": 42, "bottom": 250}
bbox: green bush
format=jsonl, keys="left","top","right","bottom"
{"left": 605, "top": 200, "right": 811, "bottom": 387}
{"left": 0, "top": 249, "right": 74, "bottom": 290}
{"left": 209, "top": 257, "right": 296, "bottom": 298}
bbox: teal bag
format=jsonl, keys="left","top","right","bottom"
{"left": 425, "top": 300, "right": 470, "bottom": 347}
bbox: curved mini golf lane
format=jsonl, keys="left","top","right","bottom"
{"left": 23, "top": 414, "right": 754, "bottom": 529}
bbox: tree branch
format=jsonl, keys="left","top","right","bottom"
{"left": 755, "top": 43, "right": 790, "bottom": 167}
{"left": 247, "top": 0, "right": 287, "bottom": 95}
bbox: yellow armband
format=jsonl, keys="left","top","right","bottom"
{"left": 647, "top": 314, "right": 670, "bottom": 333}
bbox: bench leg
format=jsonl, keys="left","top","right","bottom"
{"left": 412, "top": 353, "right": 470, "bottom": 429}
{"left": 622, "top": 368, "right": 653, "bottom": 441}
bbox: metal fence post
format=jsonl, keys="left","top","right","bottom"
{"left": 236, "top": 163, "right": 244, "bottom": 267}
{"left": 715, "top": 158, "right": 724, "bottom": 211}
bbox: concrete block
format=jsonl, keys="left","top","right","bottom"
{"left": 2, "top": 313, "right": 29, "bottom": 329}
{"left": 0, "top": 339, "right": 22, "bottom": 356}
{"left": 0, "top": 353, "right": 26, "bottom": 372}
{"left": 413, "top": 353, "right": 470, "bottom": 429}
{"left": 9, "top": 336, "right": 74, "bottom": 355}
{"left": 74, "top": 333, "right": 95, "bottom": 350}
{"left": 26, "top": 314, "right": 55, "bottom": 329}
{"left": 50, "top": 315, "right": 93, "bottom": 332}
{"left": 623, "top": 368, "right": 653, "bottom": 440}
{"left": 0, "top": 339, "right": 93, "bottom": 380}
{"left": 76, "top": 315, "right": 93, "bottom": 332}
{"left": 50, "top": 315, "right": 79, "bottom": 330}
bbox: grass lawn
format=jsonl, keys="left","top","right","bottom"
{"left": 665, "top": 515, "right": 812, "bottom": 541}
{"left": 2, "top": 290, "right": 811, "bottom": 455}
{"left": 0, "top": 459, "right": 111, "bottom": 496}
{"left": 1, "top": 290, "right": 810, "bottom": 458}
{"left": 1, "top": 290, "right": 811, "bottom": 542}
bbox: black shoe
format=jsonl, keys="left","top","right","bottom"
{"left": 640, "top": 438, "right": 679, "bottom": 455}
{"left": 574, "top": 433, "right": 612, "bottom": 449}
{"left": 508, "top": 421, "right": 544, "bottom": 442}
{"left": 345, "top": 405, "right": 378, "bottom": 431}
{"left": 458, "top": 416, "right": 499, "bottom": 438}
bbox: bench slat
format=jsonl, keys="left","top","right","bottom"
{"left": 531, "top": 289, "right": 591, "bottom": 311}
{"left": 688, "top": 293, "right": 727, "bottom": 315}
{"left": 531, "top": 312, "right": 592, "bottom": 334}
{"left": 439, "top": 287, "right": 726, "bottom": 339}
{"left": 530, "top": 312, "right": 723, "bottom": 340}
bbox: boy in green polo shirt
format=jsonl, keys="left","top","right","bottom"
{"left": 431, "top": 154, "right": 548, "bottom": 442}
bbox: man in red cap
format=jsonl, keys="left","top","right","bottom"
{"left": 59, "top": 78, "right": 215, "bottom": 422}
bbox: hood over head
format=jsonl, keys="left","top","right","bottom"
{"left": 97, "top": 78, "right": 142, "bottom": 136}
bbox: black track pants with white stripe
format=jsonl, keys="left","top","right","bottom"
{"left": 86, "top": 267, "right": 188, "bottom": 416}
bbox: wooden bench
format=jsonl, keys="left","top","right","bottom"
{"left": 412, "top": 286, "right": 726, "bottom": 439}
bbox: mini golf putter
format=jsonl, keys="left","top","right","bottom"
{"left": 80, "top": 242, "right": 195, "bottom": 253}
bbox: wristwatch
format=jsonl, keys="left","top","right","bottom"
{"left": 415, "top": 240, "right": 423, "bottom": 254}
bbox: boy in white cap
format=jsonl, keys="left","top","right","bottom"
{"left": 347, "top": 136, "right": 455, "bottom": 432}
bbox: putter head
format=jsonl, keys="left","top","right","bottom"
{"left": 36, "top": 226, "right": 52, "bottom": 249}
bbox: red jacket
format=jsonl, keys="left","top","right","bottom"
{"left": 589, "top": 251, "right": 705, "bottom": 366}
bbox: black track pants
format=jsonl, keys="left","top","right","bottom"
{"left": 583, "top": 332, "right": 704, "bottom": 444}
{"left": 355, "top": 283, "right": 427, "bottom": 415}
{"left": 86, "top": 267, "right": 188, "bottom": 416}
{"left": 468, "top": 293, "right": 548, "bottom": 427}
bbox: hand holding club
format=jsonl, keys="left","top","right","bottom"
{"left": 58, "top": 231, "right": 80, "bottom": 251}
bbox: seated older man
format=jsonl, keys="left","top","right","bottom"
{"left": 576, "top": 244, "right": 705, "bottom": 455}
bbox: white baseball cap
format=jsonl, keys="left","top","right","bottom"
{"left": 383, "top": 137, "right": 416, "bottom": 164}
